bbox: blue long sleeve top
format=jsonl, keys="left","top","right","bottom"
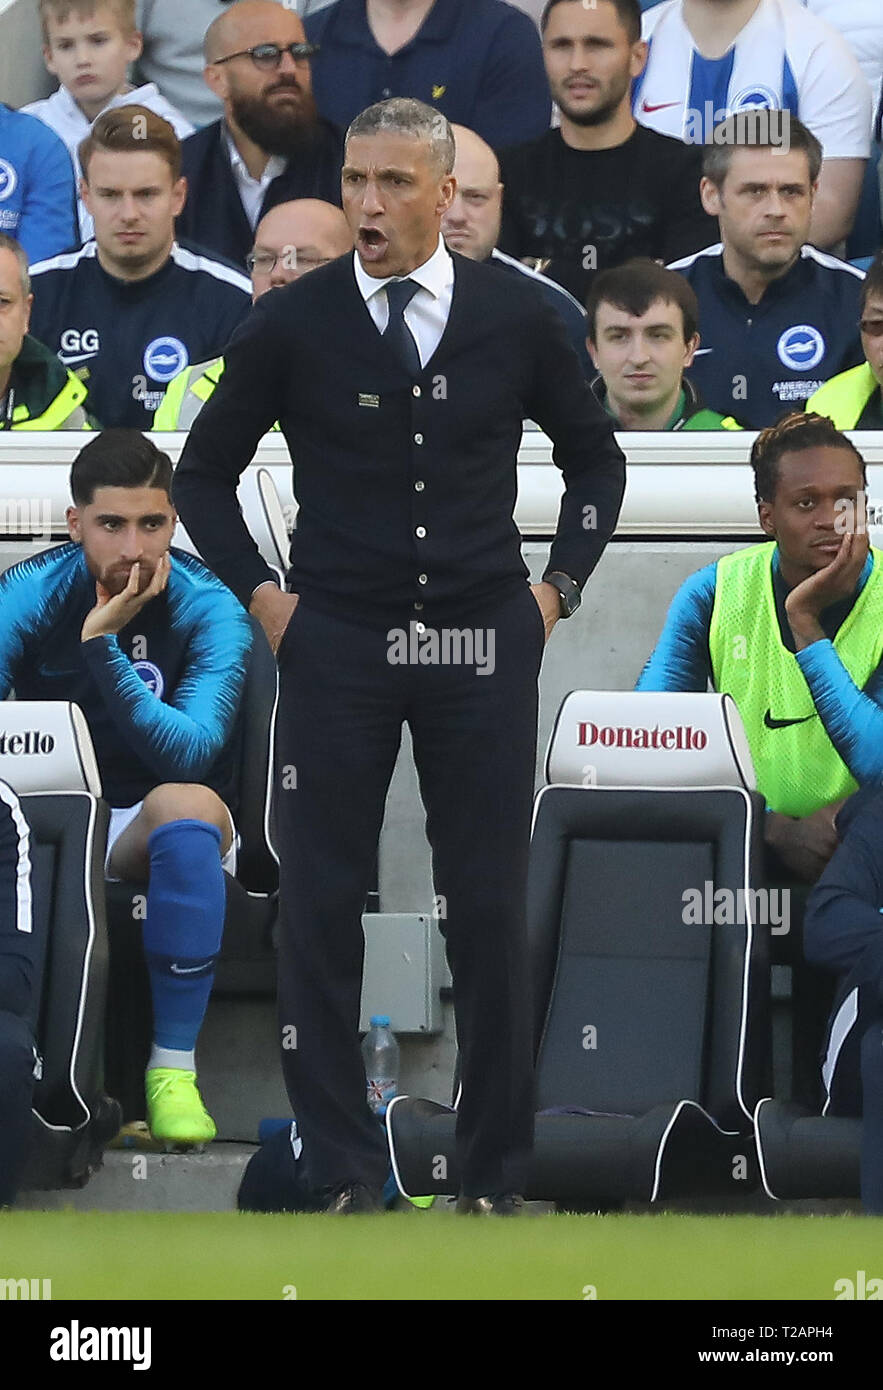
{"left": 0, "top": 543, "right": 251, "bottom": 809}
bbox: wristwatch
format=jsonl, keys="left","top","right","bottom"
{"left": 543, "top": 571, "right": 582, "bottom": 619}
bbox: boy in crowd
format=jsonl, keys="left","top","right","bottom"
{"left": 0, "top": 429, "right": 252, "bottom": 1146}
{"left": 24, "top": 0, "right": 193, "bottom": 242}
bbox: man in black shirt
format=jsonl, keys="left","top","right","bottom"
{"left": 174, "top": 97, "right": 625, "bottom": 1215}
{"left": 441, "top": 124, "right": 591, "bottom": 375}
{"left": 497, "top": 0, "right": 716, "bottom": 305}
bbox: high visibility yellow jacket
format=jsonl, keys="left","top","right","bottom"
{"left": 2, "top": 334, "right": 91, "bottom": 430}
{"left": 806, "top": 362, "right": 880, "bottom": 430}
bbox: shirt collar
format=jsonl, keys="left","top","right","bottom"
{"left": 590, "top": 374, "right": 687, "bottom": 431}
{"left": 353, "top": 234, "right": 453, "bottom": 305}
{"left": 715, "top": 246, "right": 807, "bottom": 306}
{"left": 330, "top": 0, "right": 460, "bottom": 49}
{"left": 661, "top": 388, "right": 687, "bottom": 431}
{"left": 223, "top": 125, "right": 286, "bottom": 183}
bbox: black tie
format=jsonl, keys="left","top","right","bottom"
{"left": 383, "top": 278, "right": 421, "bottom": 376}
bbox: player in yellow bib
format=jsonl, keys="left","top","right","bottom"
{"left": 637, "top": 412, "right": 882, "bottom": 885}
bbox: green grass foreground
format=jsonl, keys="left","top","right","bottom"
{"left": 0, "top": 1210, "right": 881, "bottom": 1300}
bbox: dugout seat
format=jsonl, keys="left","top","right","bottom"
{"left": 0, "top": 704, "right": 122, "bottom": 1190}
{"left": 753, "top": 1099, "right": 860, "bottom": 1201}
{"left": 103, "top": 613, "right": 280, "bottom": 1120}
{"left": 387, "top": 691, "right": 772, "bottom": 1208}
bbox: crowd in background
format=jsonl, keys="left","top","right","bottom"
{"left": 0, "top": 0, "right": 881, "bottom": 437}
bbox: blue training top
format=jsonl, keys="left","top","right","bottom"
{"left": 0, "top": 543, "right": 252, "bottom": 810}
{"left": 635, "top": 549, "right": 883, "bottom": 789}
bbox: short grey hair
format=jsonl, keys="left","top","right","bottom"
{"left": 0, "top": 233, "right": 31, "bottom": 297}
{"left": 702, "top": 111, "right": 822, "bottom": 187}
{"left": 345, "top": 98, "right": 455, "bottom": 176}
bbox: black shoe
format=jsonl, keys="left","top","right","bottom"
{"left": 323, "top": 1182, "right": 385, "bottom": 1214}
{"left": 456, "top": 1192, "right": 524, "bottom": 1216}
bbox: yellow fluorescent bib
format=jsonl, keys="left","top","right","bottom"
{"left": 709, "top": 543, "right": 883, "bottom": 816}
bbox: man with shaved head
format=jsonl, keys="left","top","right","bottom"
{"left": 249, "top": 197, "right": 353, "bottom": 294}
{"left": 154, "top": 197, "right": 352, "bottom": 428}
{"left": 136, "top": 1, "right": 338, "bottom": 130}
{"left": 175, "top": 0, "right": 342, "bottom": 268}
{"left": 442, "top": 124, "right": 590, "bottom": 375}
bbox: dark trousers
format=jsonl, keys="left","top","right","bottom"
{"left": 823, "top": 978, "right": 883, "bottom": 1213}
{"left": 0, "top": 784, "right": 39, "bottom": 1205}
{"left": 273, "top": 585, "right": 544, "bottom": 1196}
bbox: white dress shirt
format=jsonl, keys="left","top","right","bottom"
{"left": 250, "top": 235, "right": 454, "bottom": 602}
{"left": 224, "top": 127, "right": 287, "bottom": 231}
{"left": 353, "top": 235, "right": 454, "bottom": 368}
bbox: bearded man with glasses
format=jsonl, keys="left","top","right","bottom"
{"left": 176, "top": 0, "right": 343, "bottom": 269}
{"left": 808, "top": 253, "right": 883, "bottom": 431}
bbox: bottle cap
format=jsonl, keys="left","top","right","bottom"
{"left": 370, "top": 1014, "right": 391, "bottom": 1027}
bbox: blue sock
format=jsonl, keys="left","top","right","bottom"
{"left": 143, "top": 820, "right": 225, "bottom": 1070}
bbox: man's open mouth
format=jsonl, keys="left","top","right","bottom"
{"left": 358, "top": 227, "right": 389, "bottom": 260}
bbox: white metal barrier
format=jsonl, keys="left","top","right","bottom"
{"left": 4, "top": 430, "right": 883, "bottom": 564}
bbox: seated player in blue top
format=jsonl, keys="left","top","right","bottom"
{"left": 0, "top": 429, "right": 252, "bottom": 1148}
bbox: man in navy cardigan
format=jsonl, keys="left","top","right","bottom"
{"left": 176, "top": 0, "right": 342, "bottom": 268}
{"left": 174, "top": 97, "right": 625, "bottom": 1215}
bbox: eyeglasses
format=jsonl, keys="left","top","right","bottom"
{"left": 247, "top": 249, "right": 333, "bottom": 274}
{"left": 213, "top": 42, "right": 320, "bottom": 71}
{"left": 860, "top": 318, "right": 883, "bottom": 338}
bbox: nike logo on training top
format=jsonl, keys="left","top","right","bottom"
{"left": 641, "top": 101, "right": 680, "bottom": 113}
{"left": 764, "top": 710, "right": 816, "bottom": 730}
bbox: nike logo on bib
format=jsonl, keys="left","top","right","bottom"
{"left": 764, "top": 710, "right": 816, "bottom": 730}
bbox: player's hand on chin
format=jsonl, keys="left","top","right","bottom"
{"left": 81, "top": 553, "right": 171, "bottom": 642}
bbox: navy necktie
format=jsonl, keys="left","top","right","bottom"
{"left": 383, "top": 278, "right": 422, "bottom": 376}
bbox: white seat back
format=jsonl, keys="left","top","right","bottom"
{"left": 0, "top": 702, "right": 102, "bottom": 795}
{"left": 545, "top": 691, "right": 755, "bottom": 791}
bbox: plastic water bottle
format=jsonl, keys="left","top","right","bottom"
{"left": 362, "top": 1015, "right": 399, "bottom": 1117}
